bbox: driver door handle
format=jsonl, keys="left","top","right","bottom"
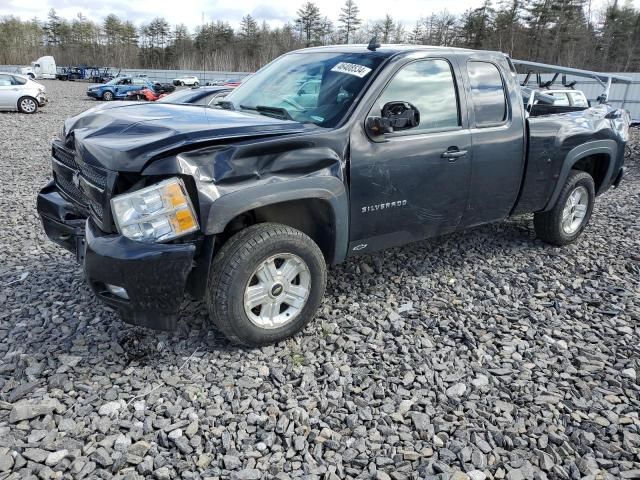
{"left": 441, "top": 148, "right": 468, "bottom": 160}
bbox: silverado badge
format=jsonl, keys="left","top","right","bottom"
{"left": 361, "top": 200, "right": 407, "bottom": 213}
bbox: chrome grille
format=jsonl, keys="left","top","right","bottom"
{"left": 57, "top": 175, "right": 87, "bottom": 207}
{"left": 52, "top": 140, "right": 109, "bottom": 225}
{"left": 90, "top": 200, "right": 104, "bottom": 219}
{"left": 81, "top": 163, "right": 107, "bottom": 188}
{"left": 52, "top": 143, "right": 78, "bottom": 169}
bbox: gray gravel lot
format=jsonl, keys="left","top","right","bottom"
{"left": 0, "top": 80, "right": 639, "bottom": 480}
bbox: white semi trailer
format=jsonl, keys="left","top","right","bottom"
{"left": 19, "top": 56, "right": 57, "bottom": 80}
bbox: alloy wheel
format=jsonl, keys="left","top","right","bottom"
{"left": 243, "top": 253, "right": 311, "bottom": 329}
{"left": 561, "top": 185, "right": 589, "bottom": 234}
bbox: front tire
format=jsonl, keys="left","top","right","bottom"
{"left": 102, "top": 91, "right": 114, "bottom": 101}
{"left": 534, "top": 170, "right": 595, "bottom": 246}
{"left": 207, "top": 223, "right": 327, "bottom": 346}
{"left": 17, "top": 96, "right": 38, "bottom": 114}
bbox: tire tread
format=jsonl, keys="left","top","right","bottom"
{"left": 534, "top": 170, "right": 595, "bottom": 246}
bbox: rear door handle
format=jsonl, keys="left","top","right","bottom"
{"left": 441, "top": 149, "right": 468, "bottom": 160}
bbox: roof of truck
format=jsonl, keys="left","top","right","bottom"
{"left": 291, "top": 44, "right": 499, "bottom": 57}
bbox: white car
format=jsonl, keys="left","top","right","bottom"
{"left": 0, "top": 72, "right": 47, "bottom": 113}
{"left": 173, "top": 75, "right": 199, "bottom": 87}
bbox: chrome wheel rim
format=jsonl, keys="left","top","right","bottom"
{"left": 21, "top": 98, "right": 36, "bottom": 113}
{"left": 561, "top": 186, "right": 589, "bottom": 235}
{"left": 243, "top": 253, "right": 311, "bottom": 329}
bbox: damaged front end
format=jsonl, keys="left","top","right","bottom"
{"left": 38, "top": 102, "right": 348, "bottom": 331}
{"left": 37, "top": 178, "right": 198, "bottom": 330}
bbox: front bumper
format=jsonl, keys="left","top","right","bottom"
{"left": 37, "top": 181, "right": 196, "bottom": 330}
{"left": 87, "top": 90, "right": 100, "bottom": 99}
{"left": 37, "top": 93, "right": 48, "bottom": 106}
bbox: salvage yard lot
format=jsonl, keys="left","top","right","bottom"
{"left": 0, "top": 80, "right": 639, "bottom": 479}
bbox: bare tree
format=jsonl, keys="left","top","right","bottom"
{"left": 338, "top": 0, "right": 362, "bottom": 43}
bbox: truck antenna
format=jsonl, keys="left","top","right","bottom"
{"left": 367, "top": 37, "right": 381, "bottom": 52}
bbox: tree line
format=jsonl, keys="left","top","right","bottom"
{"left": 0, "top": 0, "right": 639, "bottom": 73}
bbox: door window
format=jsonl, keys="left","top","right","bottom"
{"left": 0, "top": 75, "right": 12, "bottom": 86}
{"left": 467, "top": 61, "right": 508, "bottom": 126}
{"left": 372, "top": 59, "right": 460, "bottom": 132}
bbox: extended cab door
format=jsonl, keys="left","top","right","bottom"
{"left": 348, "top": 56, "right": 472, "bottom": 253}
{"left": 457, "top": 57, "right": 526, "bottom": 227}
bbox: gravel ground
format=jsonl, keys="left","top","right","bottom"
{"left": 0, "top": 80, "right": 639, "bottom": 480}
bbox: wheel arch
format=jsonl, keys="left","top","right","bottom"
{"left": 544, "top": 139, "right": 618, "bottom": 211}
{"left": 203, "top": 177, "right": 349, "bottom": 265}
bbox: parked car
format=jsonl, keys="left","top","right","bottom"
{"left": 0, "top": 73, "right": 47, "bottom": 113}
{"left": 87, "top": 77, "right": 157, "bottom": 101}
{"left": 126, "top": 88, "right": 168, "bottom": 102}
{"left": 157, "top": 86, "right": 233, "bottom": 105}
{"left": 173, "top": 75, "right": 199, "bottom": 86}
{"left": 38, "top": 45, "right": 630, "bottom": 346}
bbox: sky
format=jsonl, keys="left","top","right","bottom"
{"left": 1, "top": 0, "right": 639, "bottom": 31}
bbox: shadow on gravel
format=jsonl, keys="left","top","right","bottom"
{"left": 3, "top": 213, "right": 543, "bottom": 364}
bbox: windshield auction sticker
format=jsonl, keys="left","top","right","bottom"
{"left": 331, "top": 62, "right": 372, "bottom": 78}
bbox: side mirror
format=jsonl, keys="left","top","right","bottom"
{"left": 365, "top": 116, "right": 394, "bottom": 136}
{"left": 367, "top": 101, "right": 420, "bottom": 136}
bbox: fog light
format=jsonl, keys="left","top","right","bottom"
{"left": 105, "top": 284, "right": 129, "bottom": 300}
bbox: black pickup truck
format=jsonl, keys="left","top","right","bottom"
{"left": 38, "top": 45, "right": 630, "bottom": 346}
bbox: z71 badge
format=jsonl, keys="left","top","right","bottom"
{"left": 361, "top": 200, "right": 407, "bottom": 213}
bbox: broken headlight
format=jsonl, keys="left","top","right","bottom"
{"left": 111, "top": 178, "right": 199, "bottom": 243}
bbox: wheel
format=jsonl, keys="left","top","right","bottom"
{"left": 207, "top": 223, "right": 327, "bottom": 346}
{"left": 193, "top": 82, "right": 199, "bottom": 87}
{"left": 17, "top": 96, "right": 38, "bottom": 114}
{"left": 27, "top": 73, "right": 35, "bottom": 79}
{"left": 102, "top": 91, "right": 114, "bottom": 101}
{"left": 180, "top": 81, "right": 185, "bottom": 86}
{"left": 534, "top": 170, "right": 595, "bottom": 246}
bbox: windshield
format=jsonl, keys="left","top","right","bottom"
{"left": 223, "top": 51, "right": 386, "bottom": 127}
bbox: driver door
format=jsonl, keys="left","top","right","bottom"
{"left": 348, "top": 57, "right": 472, "bottom": 253}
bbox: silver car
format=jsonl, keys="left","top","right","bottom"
{"left": 0, "top": 73, "right": 47, "bottom": 113}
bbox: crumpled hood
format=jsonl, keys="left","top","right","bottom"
{"left": 64, "top": 103, "right": 306, "bottom": 172}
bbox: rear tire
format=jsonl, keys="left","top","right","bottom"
{"left": 206, "top": 223, "right": 327, "bottom": 347}
{"left": 17, "top": 96, "right": 38, "bottom": 114}
{"left": 193, "top": 82, "right": 199, "bottom": 87}
{"left": 534, "top": 170, "right": 595, "bottom": 246}
{"left": 102, "top": 91, "right": 114, "bottom": 101}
